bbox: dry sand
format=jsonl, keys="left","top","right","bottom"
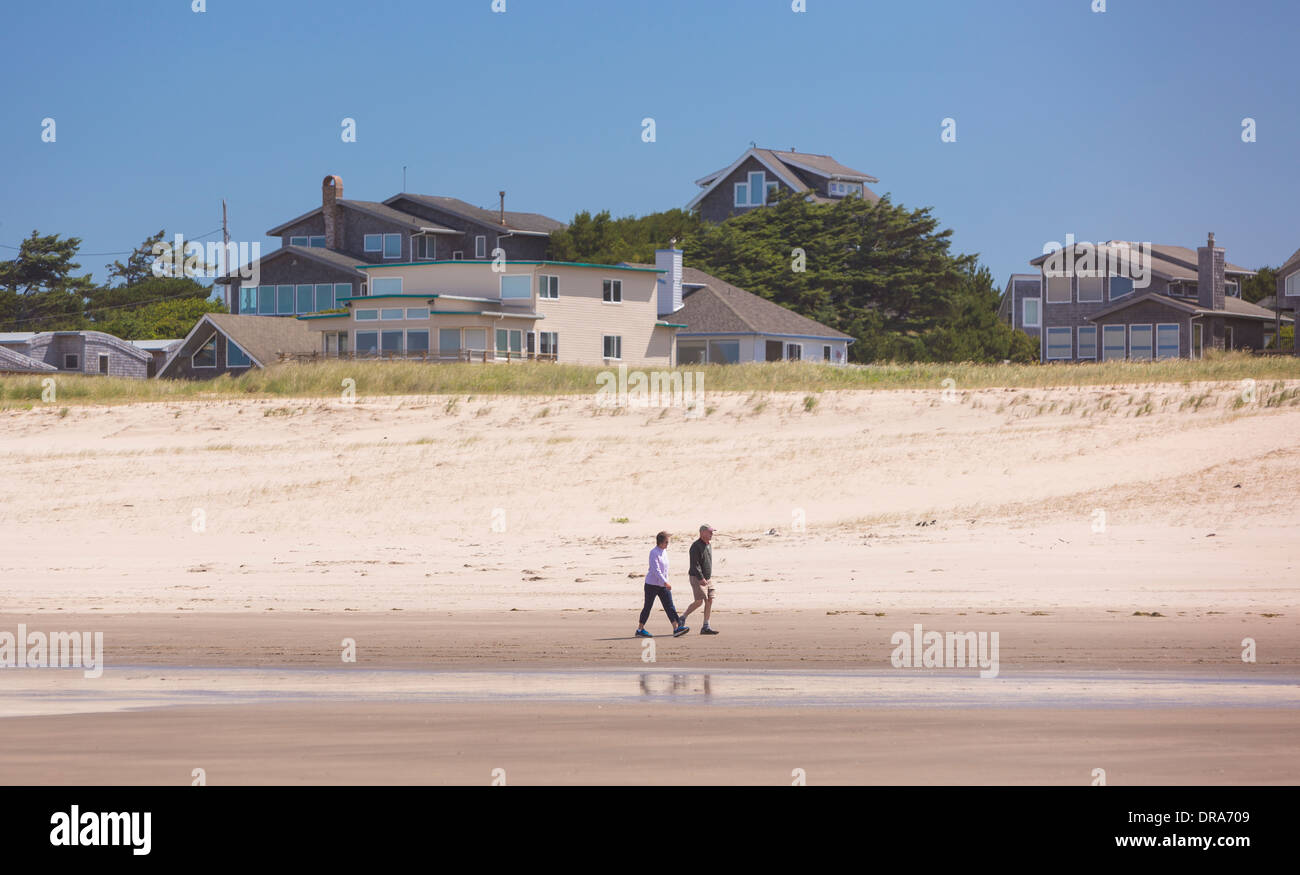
{"left": 1, "top": 380, "right": 1297, "bottom": 784}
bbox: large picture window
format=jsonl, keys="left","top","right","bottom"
{"left": 371, "top": 276, "right": 403, "bottom": 295}
{"left": 258, "top": 285, "right": 275, "bottom": 315}
{"left": 355, "top": 331, "right": 379, "bottom": 356}
{"left": 406, "top": 330, "right": 430, "bottom": 354}
{"left": 501, "top": 275, "right": 531, "bottom": 300}
{"left": 1078, "top": 276, "right": 1104, "bottom": 303}
{"left": 296, "top": 284, "right": 315, "bottom": 314}
{"left": 707, "top": 340, "right": 741, "bottom": 364}
{"left": 734, "top": 171, "right": 768, "bottom": 207}
{"left": 277, "top": 285, "right": 295, "bottom": 315}
{"left": 1109, "top": 276, "right": 1134, "bottom": 300}
{"left": 315, "top": 284, "right": 337, "bottom": 312}
{"left": 227, "top": 341, "right": 251, "bottom": 368}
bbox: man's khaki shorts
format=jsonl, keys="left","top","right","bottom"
{"left": 689, "top": 576, "right": 716, "bottom": 601}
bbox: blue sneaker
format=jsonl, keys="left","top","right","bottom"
{"left": 636, "top": 629, "right": 654, "bottom": 638}
{"left": 672, "top": 625, "right": 690, "bottom": 638}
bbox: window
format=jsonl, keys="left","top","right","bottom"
{"left": 315, "top": 284, "right": 336, "bottom": 312}
{"left": 475, "top": 236, "right": 487, "bottom": 259}
{"left": 406, "top": 308, "right": 429, "bottom": 320}
{"left": 239, "top": 285, "right": 257, "bottom": 314}
{"left": 1129, "top": 324, "right": 1154, "bottom": 360}
{"left": 355, "top": 309, "right": 379, "bottom": 321}
{"left": 734, "top": 171, "right": 768, "bottom": 207}
{"left": 678, "top": 342, "right": 706, "bottom": 365}
{"left": 335, "top": 283, "right": 353, "bottom": 304}
{"left": 785, "top": 343, "right": 802, "bottom": 361}
{"left": 297, "top": 284, "right": 315, "bottom": 314}
{"left": 406, "top": 330, "right": 429, "bottom": 355}
{"left": 1102, "top": 325, "right": 1126, "bottom": 361}
{"left": 602, "top": 335, "right": 622, "bottom": 360}
{"left": 496, "top": 328, "right": 522, "bottom": 358}
{"left": 1078, "top": 276, "right": 1104, "bottom": 303}
{"left": 1156, "top": 323, "right": 1180, "bottom": 359}
{"left": 371, "top": 276, "right": 403, "bottom": 295}
{"left": 1225, "top": 281, "right": 1240, "bottom": 298}
{"left": 602, "top": 279, "right": 622, "bottom": 303}
{"left": 464, "top": 329, "right": 487, "bottom": 352}
{"left": 364, "top": 234, "right": 382, "bottom": 253}
{"left": 538, "top": 275, "right": 559, "bottom": 299}
{"left": 62, "top": 353, "right": 79, "bottom": 370}
{"left": 227, "top": 342, "right": 251, "bottom": 368}
{"left": 828, "top": 181, "right": 862, "bottom": 198}
{"left": 383, "top": 234, "right": 402, "bottom": 259}
{"left": 98, "top": 354, "right": 109, "bottom": 375}
{"left": 708, "top": 340, "right": 741, "bottom": 364}
{"left": 1045, "top": 275, "right": 1072, "bottom": 304}
{"left": 1109, "top": 276, "right": 1134, "bottom": 300}
{"left": 1286, "top": 272, "right": 1300, "bottom": 296}
{"left": 501, "top": 275, "right": 531, "bottom": 300}
{"left": 539, "top": 331, "right": 558, "bottom": 358}
{"left": 823, "top": 345, "right": 831, "bottom": 361}
{"left": 277, "top": 285, "right": 295, "bottom": 315}
{"left": 290, "top": 236, "right": 309, "bottom": 247}
{"left": 309, "top": 236, "right": 326, "bottom": 248}
{"left": 1022, "top": 298, "right": 1041, "bottom": 328}
{"left": 258, "top": 285, "right": 275, "bottom": 315}
{"left": 452, "top": 251, "right": 464, "bottom": 261}
{"left": 1078, "top": 325, "right": 1098, "bottom": 360}
{"left": 439, "top": 329, "right": 461, "bottom": 356}
{"left": 381, "top": 330, "right": 403, "bottom": 355}
{"left": 1045, "top": 327, "right": 1073, "bottom": 360}
{"left": 355, "top": 332, "right": 379, "bottom": 356}
{"left": 381, "top": 308, "right": 404, "bottom": 321}
{"left": 193, "top": 336, "right": 217, "bottom": 368}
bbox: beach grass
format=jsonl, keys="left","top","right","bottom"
{"left": 1, "top": 352, "right": 1298, "bottom": 408}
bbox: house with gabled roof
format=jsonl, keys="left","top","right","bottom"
{"left": 626, "top": 249, "right": 853, "bottom": 365}
{"left": 157, "top": 313, "right": 317, "bottom": 379}
{"left": 1018, "top": 234, "right": 1289, "bottom": 362}
{"left": 1275, "top": 247, "right": 1300, "bottom": 353}
{"left": 220, "top": 175, "right": 565, "bottom": 316}
{"left": 687, "top": 147, "right": 880, "bottom": 223}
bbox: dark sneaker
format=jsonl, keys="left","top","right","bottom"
{"left": 636, "top": 629, "right": 654, "bottom": 638}
{"left": 700, "top": 627, "right": 719, "bottom": 635}
{"left": 672, "top": 625, "right": 690, "bottom": 637}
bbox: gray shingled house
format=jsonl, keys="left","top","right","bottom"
{"left": 687, "top": 147, "right": 879, "bottom": 224}
{"left": 1275, "top": 247, "right": 1300, "bottom": 353}
{"left": 157, "top": 313, "right": 317, "bottom": 380}
{"left": 1011, "top": 234, "right": 1289, "bottom": 361}
{"left": 628, "top": 249, "right": 853, "bottom": 365}
{"left": 0, "top": 343, "right": 57, "bottom": 374}
{"left": 0, "top": 330, "right": 151, "bottom": 377}
{"left": 221, "top": 175, "right": 565, "bottom": 315}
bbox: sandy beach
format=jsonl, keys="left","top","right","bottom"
{"left": 1, "top": 381, "right": 1298, "bottom": 784}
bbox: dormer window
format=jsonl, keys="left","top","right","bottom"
{"left": 734, "top": 171, "right": 774, "bottom": 207}
{"left": 828, "top": 181, "right": 863, "bottom": 198}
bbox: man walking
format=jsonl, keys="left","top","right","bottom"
{"left": 681, "top": 524, "right": 719, "bottom": 635}
{"left": 637, "top": 531, "right": 690, "bottom": 638}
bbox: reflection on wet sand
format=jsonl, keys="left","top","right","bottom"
{"left": 639, "top": 673, "right": 712, "bottom": 698}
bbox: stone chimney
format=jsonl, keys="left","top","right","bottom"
{"left": 655, "top": 245, "right": 684, "bottom": 316}
{"left": 322, "top": 175, "right": 343, "bottom": 250}
{"left": 1197, "top": 232, "right": 1225, "bottom": 311}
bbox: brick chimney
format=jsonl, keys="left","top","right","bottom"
{"left": 322, "top": 175, "right": 343, "bottom": 250}
{"left": 1197, "top": 232, "right": 1225, "bottom": 311}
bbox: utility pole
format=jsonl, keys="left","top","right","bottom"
{"left": 222, "top": 199, "right": 231, "bottom": 312}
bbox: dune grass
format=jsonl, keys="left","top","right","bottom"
{"left": 1, "top": 353, "right": 1298, "bottom": 408}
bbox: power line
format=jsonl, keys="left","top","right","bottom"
{"left": 0, "top": 228, "right": 226, "bottom": 258}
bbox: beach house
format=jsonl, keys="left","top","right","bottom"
{"left": 1013, "top": 234, "right": 1289, "bottom": 362}
{"left": 0, "top": 330, "right": 152, "bottom": 378}
{"left": 687, "top": 147, "right": 880, "bottom": 223}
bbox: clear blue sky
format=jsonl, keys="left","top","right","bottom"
{"left": 2, "top": 0, "right": 1297, "bottom": 288}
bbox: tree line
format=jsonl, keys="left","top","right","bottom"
{"left": 548, "top": 192, "right": 1040, "bottom": 363}
{"left": 0, "top": 230, "right": 225, "bottom": 339}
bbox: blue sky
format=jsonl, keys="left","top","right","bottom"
{"left": 2, "top": 0, "right": 1297, "bottom": 288}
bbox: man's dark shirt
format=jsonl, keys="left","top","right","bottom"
{"left": 689, "top": 539, "right": 712, "bottom": 580}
